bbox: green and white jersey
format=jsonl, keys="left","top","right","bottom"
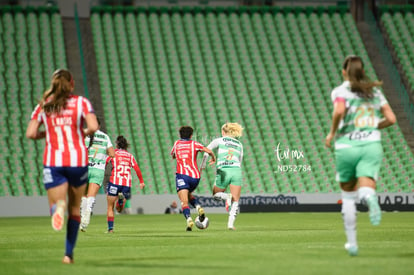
{"left": 84, "top": 130, "right": 113, "bottom": 171}
{"left": 331, "top": 81, "right": 388, "bottom": 149}
{"left": 207, "top": 136, "right": 243, "bottom": 169}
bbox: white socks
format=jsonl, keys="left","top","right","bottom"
{"left": 341, "top": 191, "right": 357, "bottom": 247}
{"left": 213, "top": 192, "right": 229, "bottom": 201}
{"left": 358, "top": 187, "right": 376, "bottom": 205}
{"left": 87, "top": 196, "right": 96, "bottom": 212}
{"left": 81, "top": 197, "right": 87, "bottom": 216}
{"left": 228, "top": 201, "right": 239, "bottom": 229}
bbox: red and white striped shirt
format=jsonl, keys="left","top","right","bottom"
{"left": 170, "top": 140, "right": 204, "bottom": 179}
{"left": 31, "top": 95, "right": 94, "bottom": 167}
{"left": 109, "top": 149, "right": 144, "bottom": 187}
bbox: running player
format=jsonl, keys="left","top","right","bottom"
{"left": 106, "top": 136, "right": 145, "bottom": 233}
{"left": 201, "top": 123, "right": 244, "bottom": 230}
{"left": 80, "top": 118, "right": 115, "bottom": 231}
{"left": 26, "top": 69, "right": 98, "bottom": 264}
{"left": 325, "top": 55, "right": 396, "bottom": 256}
{"left": 170, "top": 126, "right": 216, "bottom": 231}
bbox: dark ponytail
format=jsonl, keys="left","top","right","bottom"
{"left": 116, "top": 135, "right": 129, "bottom": 150}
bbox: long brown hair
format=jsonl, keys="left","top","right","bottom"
{"left": 41, "top": 69, "right": 74, "bottom": 114}
{"left": 342, "top": 55, "right": 382, "bottom": 99}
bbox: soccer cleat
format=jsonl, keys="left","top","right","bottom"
{"left": 62, "top": 255, "right": 74, "bottom": 264}
{"left": 105, "top": 229, "right": 114, "bottom": 234}
{"left": 52, "top": 200, "right": 65, "bottom": 231}
{"left": 225, "top": 193, "right": 233, "bottom": 212}
{"left": 186, "top": 217, "right": 194, "bottom": 231}
{"left": 228, "top": 226, "right": 236, "bottom": 231}
{"left": 344, "top": 243, "right": 358, "bottom": 256}
{"left": 197, "top": 206, "right": 205, "bottom": 222}
{"left": 366, "top": 195, "right": 381, "bottom": 226}
{"left": 80, "top": 210, "right": 91, "bottom": 231}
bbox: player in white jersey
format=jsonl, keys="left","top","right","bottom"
{"left": 325, "top": 55, "right": 396, "bottom": 256}
{"left": 202, "top": 123, "right": 244, "bottom": 230}
{"left": 80, "top": 118, "right": 115, "bottom": 231}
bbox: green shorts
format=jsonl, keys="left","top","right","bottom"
{"left": 335, "top": 142, "right": 383, "bottom": 183}
{"left": 88, "top": 168, "right": 105, "bottom": 187}
{"left": 215, "top": 168, "right": 242, "bottom": 190}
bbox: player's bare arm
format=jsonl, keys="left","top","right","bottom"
{"left": 202, "top": 147, "right": 216, "bottom": 165}
{"left": 325, "top": 100, "right": 346, "bottom": 148}
{"left": 26, "top": 119, "right": 46, "bottom": 140}
{"left": 378, "top": 104, "right": 396, "bottom": 129}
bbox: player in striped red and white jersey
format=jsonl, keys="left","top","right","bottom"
{"left": 170, "top": 126, "right": 216, "bottom": 231}
{"left": 26, "top": 69, "right": 98, "bottom": 264}
{"left": 30, "top": 94, "right": 94, "bottom": 167}
{"left": 106, "top": 136, "right": 144, "bottom": 232}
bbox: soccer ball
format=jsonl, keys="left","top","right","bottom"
{"left": 195, "top": 216, "right": 209, "bottom": 230}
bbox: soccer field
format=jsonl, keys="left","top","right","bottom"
{"left": 0, "top": 212, "right": 413, "bottom": 275}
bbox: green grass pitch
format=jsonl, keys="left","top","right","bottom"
{"left": 0, "top": 212, "right": 413, "bottom": 275}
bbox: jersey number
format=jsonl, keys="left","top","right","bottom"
{"left": 54, "top": 126, "right": 74, "bottom": 151}
{"left": 116, "top": 166, "right": 130, "bottom": 181}
{"left": 226, "top": 149, "right": 234, "bottom": 160}
{"left": 354, "top": 106, "right": 375, "bottom": 128}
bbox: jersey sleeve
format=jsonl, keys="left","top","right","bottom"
{"left": 81, "top": 97, "right": 95, "bottom": 118}
{"left": 194, "top": 141, "right": 205, "bottom": 151}
{"left": 131, "top": 156, "right": 144, "bottom": 183}
{"left": 375, "top": 89, "right": 389, "bottom": 106}
{"left": 207, "top": 138, "right": 220, "bottom": 150}
{"left": 240, "top": 143, "right": 244, "bottom": 164}
{"left": 106, "top": 135, "right": 113, "bottom": 149}
{"left": 30, "top": 104, "right": 43, "bottom": 122}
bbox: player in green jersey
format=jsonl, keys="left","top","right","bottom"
{"left": 202, "top": 123, "right": 244, "bottom": 230}
{"left": 80, "top": 119, "right": 115, "bottom": 231}
{"left": 325, "top": 55, "right": 396, "bottom": 256}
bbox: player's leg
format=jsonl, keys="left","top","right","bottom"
{"left": 176, "top": 174, "right": 194, "bottom": 230}
{"left": 212, "top": 169, "right": 232, "bottom": 212}
{"left": 227, "top": 169, "right": 242, "bottom": 230}
{"left": 336, "top": 148, "right": 359, "bottom": 256}
{"left": 62, "top": 166, "right": 88, "bottom": 264}
{"left": 178, "top": 189, "right": 193, "bottom": 231}
{"left": 80, "top": 180, "right": 101, "bottom": 231}
{"left": 356, "top": 142, "right": 383, "bottom": 226}
{"left": 106, "top": 182, "right": 119, "bottom": 232}
{"left": 116, "top": 192, "right": 126, "bottom": 213}
{"left": 340, "top": 180, "right": 358, "bottom": 256}
{"left": 47, "top": 184, "right": 68, "bottom": 232}
{"left": 63, "top": 181, "right": 87, "bottom": 264}
{"left": 80, "top": 171, "right": 92, "bottom": 230}
{"left": 187, "top": 177, "right": 205, "bottom": 221}
{"left": 44, "top": 167, "right": 69, "bottom": 232}
{"left": 116, "top": 187, "right": 130, "bottom": 213}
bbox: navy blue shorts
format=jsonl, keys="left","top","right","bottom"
{"left": 175, "top": 174, "right": 200, "bottom": 193}
{"left": 43, "top": 166, "right": 88, "bottom": 190}
{"left": 106, "top": 182, "right": 131, "bottom": 200}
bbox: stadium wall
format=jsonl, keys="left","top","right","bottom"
{"left": 0, "top": 193, "right": 413, "bottom": 217}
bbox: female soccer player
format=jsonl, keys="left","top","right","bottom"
{"left": 325, "top": 55, "right": 396, "bottom": 256}
{"left": 80, "top": 118, "right": 115, "bottom": 231}
{"left": 170, "top": 126, "right": 216, "bottom": 231}
{"left": 201, "top": 123, "right": 244, "bottom": 230}
{"left": 106, "top": 136, "right": 145, "bottom": 233}
{"left": 26, "top": 69, "right": 98, "bottom": 264}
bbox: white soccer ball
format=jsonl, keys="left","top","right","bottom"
{"left": 195, "top": 216, "right": 209, "bottom": 230}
